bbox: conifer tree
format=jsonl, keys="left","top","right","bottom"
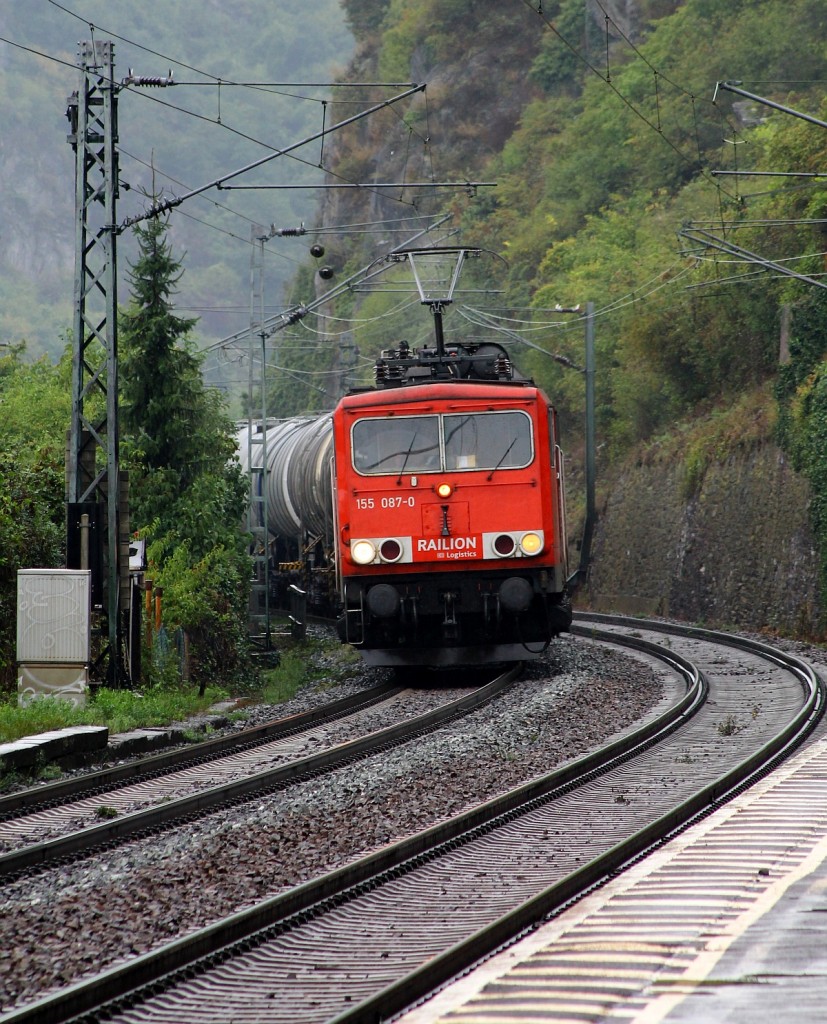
{"left": 119, "top": 215, "right": 251, "bottom": 688}
{"left": 120, "top": 215, "right": 200, "bottom": 482}
{"left": 120, "top": 215, "right": 245, "bottom": 543}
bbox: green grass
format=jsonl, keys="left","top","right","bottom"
{"left": 0, "top": 685, "right": 229, "bottom": 745}
{"left": 259, "top": 634, "right": 362, "bottom": 705}
{"left": 0, "top": 631, "right": 362, "bottom": 746}
{"left": 260, "top": 652, "right": 310, "bottom": 704}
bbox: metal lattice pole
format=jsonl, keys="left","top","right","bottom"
{"left": 66, "top": 40, "right": 123, "bottom": 685}
{"left": 248, "top": 225, "right": 272, "bottom": 648}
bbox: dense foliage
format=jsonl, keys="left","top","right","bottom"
{"left": 311, "top": 0, "right": 818, "bottom": 434}
{"left": 0, "top": 349, "right": 71, "bottom": 691}
{"left": 120, "top": 217, "right": 252, "bottom": 689}
{"left": 298, "top": 0, "right": 827, "bottom": 619}
{"left": 453, "top": 0, "right": 826, "bottom": 444}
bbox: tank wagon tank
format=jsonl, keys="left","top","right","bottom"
{"left": 236, "top": 415, "right": 337, "bottom": 614}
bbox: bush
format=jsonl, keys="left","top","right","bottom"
{"left": 0, "top": 352, "right": 71, "bottom": 693}
{"left": 145, "top": 540, "right": 254, "bottom": 692}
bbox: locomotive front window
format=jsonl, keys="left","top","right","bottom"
{"left": 351, "top": 410, "right": 533, "bottom": 475}
{"left": 352, "top": 415, "right": 441, "bottom": 474}
{"left": 444, "top": 411, "right": 533, "bottom": 471}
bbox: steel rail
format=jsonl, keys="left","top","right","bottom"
{"left": 0, "top": 669, "right": 518, "bottom": 880}
{"left": 0, "top": 630, "right": 700, "bottom": 1024}
{"left": 330, "top": 615, "right": 826, "bottom": 1024}
{"left": 0, "top": 682, "right": 402, "bottom": 820}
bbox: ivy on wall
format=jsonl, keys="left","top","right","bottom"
{"left": 775, "top": 290, "right": 827, "bottom": 616}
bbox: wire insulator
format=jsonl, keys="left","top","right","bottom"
{"left": 122, "top": 69, "right": 175, "bottom": 87}
{"left": 283, "top": 305, "right": 308, "bottom": 325}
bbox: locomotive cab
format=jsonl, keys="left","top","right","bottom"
{"left": 332, "top": 371, "right": 571, "bottom": 667}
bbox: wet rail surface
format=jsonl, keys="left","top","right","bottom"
{"left": 1, "top": 618, "right": 821, "bottom": 1024}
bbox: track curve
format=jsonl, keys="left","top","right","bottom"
{"left": 2, "top": 618, "right": 819, "bottom": 1024}
{"left": 0, "top": 670, "right": 516, "bottom": 879}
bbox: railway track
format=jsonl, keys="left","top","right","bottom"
{"left": 0, "top": 681, "right": 403, "bottom": 819}
{"left": 1, "top": 616, "right": 820, "bottom": 1024}
{"left": 0, "top": 669, "right": 516, "bottom": 879}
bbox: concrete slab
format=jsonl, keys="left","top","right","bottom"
{"left": 106, "top": 726, "right": 187, "bottom": 757}
{"left": 0, "top": 725, "right": 108, "bottom": 771}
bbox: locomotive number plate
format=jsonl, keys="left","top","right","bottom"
{"left": 355, "top": 495, "right": 417, "bottom": 509}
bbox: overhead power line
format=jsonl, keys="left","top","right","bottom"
{"left": 679, "top": 226, "right": 827, "bottom": 291}
{"left": 119, "top": 84, "right": 426, "bottom": 228}
{"left": 219, "top": 181, "right": 495, "bottom": 191}
{"left": 207, "top": 212, "right": 453, "bottom": 354}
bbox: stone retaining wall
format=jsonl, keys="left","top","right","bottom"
{"left": 583, "top": 443, "right": 821, "bottom": 635}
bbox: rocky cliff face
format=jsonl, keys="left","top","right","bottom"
{"left": 318, "top": 9, "right": 547, "bottom": 263}
{"left": 584, "top": 443, "right": 821, "bottom": 636}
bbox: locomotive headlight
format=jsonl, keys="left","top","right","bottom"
{"left": 351, "top": 539, "right": 377, "bottom": 565}
{"left": 520, "top": 532, "right": 543, "bottom": 555}
{"left": 436, "top": 482, "right": 453, "bottom": 498}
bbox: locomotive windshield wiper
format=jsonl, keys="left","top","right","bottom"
{"left": 396, "top": 430, "right": 419, "bottom": 484}
{"left": 487, "top": 438, "right": 516, "bottom": 480}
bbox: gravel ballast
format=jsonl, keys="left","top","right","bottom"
{"left": 0, "top": 635, "right": 668, "bottom": 1012}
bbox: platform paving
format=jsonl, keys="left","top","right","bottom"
{"left": 399, "top": 731, "right": 827, "bottom": 1024}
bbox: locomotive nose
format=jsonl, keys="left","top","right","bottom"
{"left": 366, "top": 583, "right": 401, "bottom": 618}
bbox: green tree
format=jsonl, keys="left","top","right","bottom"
{"left": 119, "top": 216, "right": 251, "bottom": 689}
{"left": 120, "top": 218, "right": 200, "bottom": 480}
{"left": 0, "top": 349, "right": 70, "bottom": 691}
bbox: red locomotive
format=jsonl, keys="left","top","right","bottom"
{"left": 331, "top": 338, "right": 571, "bottom": 666}
{"left": 239, "top": 248, "right": 572, "bottom": 666}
